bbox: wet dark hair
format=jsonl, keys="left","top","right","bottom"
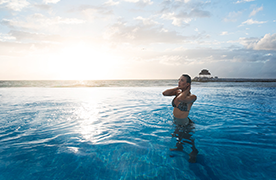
{"left": 182, "top": 74, "right": 191, "bottom": 84}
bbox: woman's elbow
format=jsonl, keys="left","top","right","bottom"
{"left": 192, "top": 95, "right": 197, "bottom": 102}
{"left": 162, "top": 91, "right": 170, "bottom": 96}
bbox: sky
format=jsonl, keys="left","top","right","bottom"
{"left": 0, "top": 0, "right": 276, "bottom": 80}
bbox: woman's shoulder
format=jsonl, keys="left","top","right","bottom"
{"left": 190, "top": 94, "right": 197, "bottom": 101}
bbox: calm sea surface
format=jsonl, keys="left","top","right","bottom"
{"left": 0, "top": 80, "right": 275, "bottom": 180}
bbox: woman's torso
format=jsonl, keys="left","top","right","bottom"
{"left": 172, "top": 93, "right": 194, "bottom": 119}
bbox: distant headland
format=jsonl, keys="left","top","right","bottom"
{"left": 192, "top": 69, "right": 276, "bottom": 82}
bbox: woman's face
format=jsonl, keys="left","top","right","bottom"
{"left": 178, "top": 76, "right": 188, "bottom": 88}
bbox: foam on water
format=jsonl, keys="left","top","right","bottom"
{"left": 0, "top": 83, "right": 276, "bottom": 179}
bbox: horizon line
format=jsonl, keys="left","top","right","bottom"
{"left": 1, "top": 77, "right": 276, "bottom": 81}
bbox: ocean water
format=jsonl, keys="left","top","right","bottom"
{"left": 0, "top": 80, "right": 276, "bottom": 180}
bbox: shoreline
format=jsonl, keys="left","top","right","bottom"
{"left": 1, "top": 79, "right": 276, "bottom": 88}
{"left": 192, "top": 78, "right": 276, "bottom": 82}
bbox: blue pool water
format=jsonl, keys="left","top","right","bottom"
{"left": 0, "top": 81, "right": 276, "bottom": 179}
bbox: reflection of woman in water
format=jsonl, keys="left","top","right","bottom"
{"left": 162, "top": 74, "right": 198, "bottom": 163}
{"left": 170, "top": 122, "right": 198, "bottom": 163}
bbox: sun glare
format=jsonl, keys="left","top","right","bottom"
{"left": 48, "top": 43, "right": 118, "bottom": 80}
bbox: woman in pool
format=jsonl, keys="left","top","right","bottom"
{"left": 163, "top": 74, "right": 198, "bottom": 163}
{"left": 162, "top": 74, "right": 197, "bottom": 126}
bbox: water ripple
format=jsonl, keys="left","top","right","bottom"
{"left": 0, "top": 86, "right": 276, "bottom": 180}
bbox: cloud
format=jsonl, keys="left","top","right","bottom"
{"left": 9, "top": 30, "right": 64, "bottom": 43}
{"left": 33, "top": 3, "right": 52, "bottom": 11}
{"left": 249, "top": 6, "right": 263, "bottom": 17}
{"left": 1, "top": 13, "right": 85, "bottom": 30}
{"left": 103, "top": 20, "right": 191, "bottom": 44}
{"left": 224, "top": 11, "right": 243, "bottom": 22}
{"left": 162, "top": 12, "right": 191, "bottom": 26}
{"left": 124, "top": 0, "right": 153, "bottom": 6}
{"left": 0, "top": 40, "right": 55, "bottom": 58}
{"left": 240, "top": 33, "right": 276, "bottom": 50}
{"left": 135, "top": 16, "right": 159, "bottom": 26}
{"left": 240, "top": 18, "right": 267, "bottom": 26}
{"left": 259, "top": 57, "right": 276, "bottom": 77}
{"left": 0, "top": 32, "right": 16, "bottom": 41}
{"left": 73, "top": 4, "right": 114, "bottom": 20}
{"left": 0, "top": 0, "right": 29, "bottom": 11}
{"left": 43, "top": 0, "right": 60, "bottom": 4}
{"left": 150, "top": 47, "right": 274, "bottom": 75}
{"left": 104, "top": 0, "right": 120, "bottom": 6}
{"left": 161, "top": 8, "right": 211, "bottom": 26}
{"left": 235, "top": 0, "right": 255, "bottom": 4}
{"left": 158, "top": 55, "right": 190, "bottom": 66}
{"left": 220, "top": 31, "right": 228, "bottom": 36}
{"left": 189, "top": 8, "right": 211, "bottom": 18}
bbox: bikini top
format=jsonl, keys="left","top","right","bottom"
{"left": 172, "top": 96, "right": 188, "bottom": 111}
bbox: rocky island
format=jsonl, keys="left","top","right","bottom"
{"left": 192, "top": 69, "right": 276, "bottom": 82}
